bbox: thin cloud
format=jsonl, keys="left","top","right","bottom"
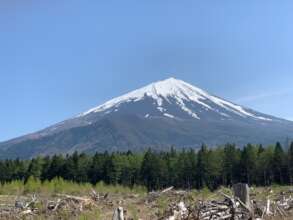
{"left": 235, "top": 89, "right": 292, "bottom": 103}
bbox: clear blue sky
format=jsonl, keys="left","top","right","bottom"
{"left": 1, "top": 1, "right": 293, "bottom": 141}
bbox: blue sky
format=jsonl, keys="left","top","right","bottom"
{"left": 0, "top": 1, "right": 293, "bottom": 141}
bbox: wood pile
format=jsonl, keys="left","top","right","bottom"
{"left": 0, "top": 189, "right": 106, "bottom": 219}
{"left": 158, "top": 184, "right": 293, "bottom": 220}
{"left": 146, "top": 186, "right": 188, "bottom": 204}
{"left": 0, "top": 194, "right": 39, "bottom": 219}
{"left": 1, "top": 185, "right": 293, "bottom": 219}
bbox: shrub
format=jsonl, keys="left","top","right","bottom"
{"left": 24, "top": 176, "right": 42, "bottom": 194}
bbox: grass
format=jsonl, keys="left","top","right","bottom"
{"left": 0, "top": 179, "right": 145, "bottom": 219}
{"left": 1, "top": 180, "right": 292, "bottom": 219}
{"left": 127, "top": 204, "right": 140, "bottom": 220}
{"left": 0, "top": 178, "right": 147, "bottom": 219}
{"left": 0, "top": 177, "right": 147, "bottom": 196}
{"left": 94, "top": 181, "right": 146, "bottom": 196}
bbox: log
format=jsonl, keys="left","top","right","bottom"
{"left": 20, "top": 209, "right": 33, "bottom": 216}
{"left": 56, "top": 194, "right": 89, "bottom": 202}
{"left": 178, "top": 201, "right": 188, "bottom": 217}
{"left": 90, "top": 189, "right": 99, "bottom": 201}
{"left": 161, "top": 186, "right": 174, "bottom": 194}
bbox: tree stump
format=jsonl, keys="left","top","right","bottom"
{"left": 232, "top": 183, "right": 251, "bottom": 211}
{"left": 112, "top": 207, "right": 124, "bottom": 220}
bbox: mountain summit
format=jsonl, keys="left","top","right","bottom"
{"left": 80, "top": 77, "right": 273, "bottom": 121}
{"left": 1, "top": 78, "right": 292, "bottom": 159}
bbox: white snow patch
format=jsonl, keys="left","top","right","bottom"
{"left": 78, "top": 77, "right": 273, "bottom": 121}
{"left": 157, "top": 107, "right": 166, "bottom": 112}
{"left": 219, "top": 112, "right": 230, "bottom": 117}
{"left": 164, "top": 113, "right": 175, "bottom": 118}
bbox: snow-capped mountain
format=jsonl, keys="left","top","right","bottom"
{"left": 79, "top": 77, "right": 273, "bottom": 121}
{"left": 0, "top": 78, "right": 292, "bottom": 159}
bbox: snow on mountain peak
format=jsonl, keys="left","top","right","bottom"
{"left": 79, "top": 77, "right": 272, "bottom": 121}
{"left": 80, "top": 77, "right": 205, "bottom": 116}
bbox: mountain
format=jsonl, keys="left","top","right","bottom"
{"left": 1, "top": 77, "right": 293, "bottom": 159}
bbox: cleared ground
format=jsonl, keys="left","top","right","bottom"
{"left": 0, "top": 180, "right": 293, "bottom": 219}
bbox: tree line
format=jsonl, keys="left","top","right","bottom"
{"left": 0, "top": 142, "right": 293, "bottom": 191}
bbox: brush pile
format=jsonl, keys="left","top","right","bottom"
{"left": 160, "top": 184, "right": 293, "bottom": 220}
{"left": 162, "top": 196, "right": 252, "bottom": 220}
{"left": 1, "top": 185, "right": 293, "bottom": 219}
{"left": 0, "top": 190, "right": 107, "bottom": 219}
{"left": 0, "top": 194, "right": 39, "bottom": 219}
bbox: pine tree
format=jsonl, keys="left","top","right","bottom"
{"left": 288, "top": 142, "right": 293, "bottom": 184}
{"left": 140, "top": 149, "right": 167, "bottom": 190}
{"left": 26, "top": 157, "right": 43, "bottom": 181}
{"left": 222, "top": 144, "right": 240, "bottom": 186}
{"left": 40, "top": 156, "right": 51, "bottom": 181}
{"left": 239, "top": 144, "right": 257, "bottom": 184}
{"left": 176, "top": 150, "right": 197, "bottom": 189}
{"left": 103, "top": 153, "right": 117, "bottom": 184}
{"left": 88, "top": 153, "right": 106, "bottom": 184}
{"left": 165, "top": 147, "right": 179, "bottom": 187}
{"left": 273, "top": 142, "right": 285, "bottom": 184}
{"left": 62, "top": 152, "right": 78, "bottom": 181}
{"left": 196, "top": 145, "right": 209, "bottom": 189}
{"left": 46, "top": 155, "right": 65, "bottom": 180}
{"left": 11, "top": 159, "right": 26, "bottom": 181}
{"left": 207, "top": 148, "right": 224, "bottom": 190}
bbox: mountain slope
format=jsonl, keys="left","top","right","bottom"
{"left": 1, "top": 78, "right": 292, "bottom": 159}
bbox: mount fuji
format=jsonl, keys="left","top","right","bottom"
{"left": 1, "top": 78, "right": 292, "bottom": 159}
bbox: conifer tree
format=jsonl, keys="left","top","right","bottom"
{"left": 288, "top": 142, "right": 293, "bottom": 184}
{"left": 26, "top": 157, "right": 43, "bottom": 181}
{"left": 239, "top": 144, "right": 257, "bottom": 184}
{"left": 196, "top": 144, "right": 209, "bottom": 189}
{"left": 273, "top": 142, "right": 286, "bottom": 184}
{"left": 140, "top": 149, "right": 167, "bottom": 190}
{"left": 222, "top": 144, "right": 240, "bottom": 186}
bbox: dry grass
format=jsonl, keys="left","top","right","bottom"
{"left": 1, "top": 181, "right": 293, "bottom": 219}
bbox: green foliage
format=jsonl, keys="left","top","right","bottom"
{"left": 78, "top": 210, "right": 101, "bottom": 220}
{"left": 199, "top": 186, "right": 212, "bottom": 200}
{"left": 0, "top": 180, "right": 24, "bottom": 195}
{"left": 26, "top": 157, "right": 43, "bottom": 181}
{"left": 0, "top": 142, "right": 293, "bottom": 191}
{"left": 239, "top": 144, "right": 258, "bottom": 184}
{"left": 24, "top": 176, "right": 42, "bottom": 194}
{"left": 140, "top": 149, "right": 168, "bottom": 190}
{"left": 288, "top": 142, "right": 293, "bottom": 184}
{"left": 0, "top": 177, "right": 145, "bottom": 196}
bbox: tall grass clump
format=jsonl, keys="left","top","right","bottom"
{"left": 0, "top": 177, "right": 146, "bottom": 196}
{"left": 24, "top": 176, "right": 42, "bottom": 194}
{"left": 95, "top": 181, "right": 146, "bottom": 195}
{"left": 0, "top": 180, "right": 24, "bottom": 195}
{"left": 41, "top": 177, "right": 92, "bottom": 195}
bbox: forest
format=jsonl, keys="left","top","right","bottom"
{"left": 0, "top": 142, "right": 293, "bottom": 191}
